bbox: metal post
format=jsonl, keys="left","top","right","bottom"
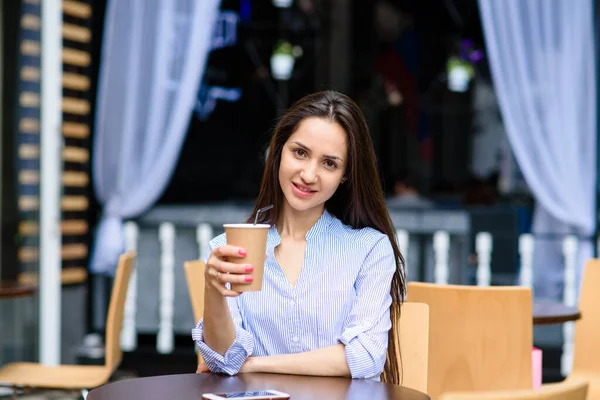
{"left": 39, "top": 0, "right": 63, "bottom": 365}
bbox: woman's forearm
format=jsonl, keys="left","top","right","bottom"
{"left": 202, "top": 286, "right": 237, "bottom": 355}
{"left": 244, "top": 344, "right": 351, "bottom": 377}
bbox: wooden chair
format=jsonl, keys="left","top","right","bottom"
{"left": 440, "top": 378, "right": 588, "bottom": 400}
{"left": 395, "top": 302, "right": 429, "bottom": 394}
{"left": 407, "top": 282, "right": 533, "bottom": 400}
{"left": 183, "top": 260, "right": 206, "bottom": 365}
{"left": 567, "top": 259, "right": 600, "bottom": 398}
{"left": 0, "top": 252, "right": 136, "bottom": 396}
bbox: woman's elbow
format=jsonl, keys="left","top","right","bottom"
{"left": 347, "top": 346, "right": 387, "bottom": 379}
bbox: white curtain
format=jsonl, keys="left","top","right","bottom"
{"left": 478, "top": 0, "right": 597, "bottom": 298}
{"left": 91, "top": 0, "right": 221, "bottom": 274}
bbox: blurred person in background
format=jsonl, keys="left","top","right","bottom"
{"left": 387, "top": 169, "right": 433, "bottom": 209}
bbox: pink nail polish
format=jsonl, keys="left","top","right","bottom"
{"left": 245, "top": 276, "right": 253, "bottom": 283}
{"left": 239, "top": 249, "right": 247, "bottom": 256}
{"left": 245, "top": 265, "right": 254, "bottom": 272}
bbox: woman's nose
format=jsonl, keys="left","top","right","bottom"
{"left": 300, "top": 163, "right": 318, "bottom": 183}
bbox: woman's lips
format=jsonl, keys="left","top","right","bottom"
{"left": 292, "top": 182, "right": 317, "bottom": 199}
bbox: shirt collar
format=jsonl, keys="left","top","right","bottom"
{"left": 267, "top": 209, "right": 334, "bottom": 250}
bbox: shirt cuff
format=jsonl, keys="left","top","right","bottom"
{"left": 192, "top": 319, "right": 254, "bottom": 375}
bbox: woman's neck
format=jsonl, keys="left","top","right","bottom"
{"left": 277, "top": 203, "right": 325, "bottom": 241}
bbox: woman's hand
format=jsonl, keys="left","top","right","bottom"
{"left": 196, "top": 362, "right": 210, "bottom": 374}
{"left": 205, "top": 245, "right": 254, "bottom": 297}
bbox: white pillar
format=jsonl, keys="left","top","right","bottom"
{"left": 433, "top": 231, "right": 450, "bottom": 284}
{"left": 121, "top": 221, "right": 139, "bottom": 351}
{"left": 157, "top": 223, "right": 175, "bottom": 354}
{"left": 39, "top": 0, "right": 63, "bottom": 366}
{"left": 395, "top": 229, "right": 410, "bottom": 280}
{"left": 196, "top": 223, "right": 213, "bottom": 261}
{"left": 475, "top": 232, "right": 493, "bottom": 287}
{"left": 518, "top": 234, "right": 534, "bottom": 288}
{"left": 561, "top": 235, "right": 578, "bottom": 377}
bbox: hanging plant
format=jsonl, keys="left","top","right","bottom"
{"left": 271, "top": 40, "right": 296, "bottom": 80}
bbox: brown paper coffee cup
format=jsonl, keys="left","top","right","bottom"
{"left": 224, "top": 223, "right": 269, "bottom": 292}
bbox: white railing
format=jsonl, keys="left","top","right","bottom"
{"left": 119, "top": 220, "right": 585, "bottom": 376}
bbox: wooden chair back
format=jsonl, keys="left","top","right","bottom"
{"left": 395, "top": 302, "right": 429, "bottom": 394}
{"left": 440, "top": 379, "right": 588, "bottom": 400}
{"left": 572, "top": 259, "right": 600, "bottom": 374}
{"left": 104, "top": 252, "right": 136, "bottom": 371}
{"left": 184, "top": 260, "right": 206, "bottom": 364}
{"left": 407, "top": 282, "right": 533, "bottom": 400}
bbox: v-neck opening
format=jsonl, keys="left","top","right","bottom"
{"left": 273, "top": 242, "right": 307, "bottom": 289}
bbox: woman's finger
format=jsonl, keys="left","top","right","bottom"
{"left": 210, "top": 257, "right": 254, "bottom": 275}
{"left": 214, "top": 271, "right": 253, "bottom": 286}
{"left": 212, "top": 245, "right": 248, "bottom": 260}
{"left": 209, "top": 278, "right": 242, "bottom": 297}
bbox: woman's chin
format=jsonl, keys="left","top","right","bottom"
{"left": 283, "top": 194, "right": 323, "bottom": 213}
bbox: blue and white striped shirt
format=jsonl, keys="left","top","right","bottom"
{"left": 191, "top": 210, "right": 395, "bottom": 379}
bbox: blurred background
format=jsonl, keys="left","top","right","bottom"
{"left": 0, "top": 0, "right": 597, "bottom": 396}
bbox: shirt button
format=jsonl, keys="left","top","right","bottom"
{"left": 292, "top": 336, "right": 299, "bottom": 343}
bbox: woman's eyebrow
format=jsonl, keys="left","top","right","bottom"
{"left": 291, "top": 141, "right": 344, "bottom": 162}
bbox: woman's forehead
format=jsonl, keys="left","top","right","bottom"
{"left": 288, "top": 117, "right": 347, "bottom": 157}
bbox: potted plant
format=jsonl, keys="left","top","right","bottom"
{"left": 273, "top": 0, "right": 293, "bottom": 8}
{"left": 270, "top": 40, "right": 295, "bottom": 80}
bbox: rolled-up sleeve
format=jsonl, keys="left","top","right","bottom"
{"left": 339, "top": 236, "right": 395, "bottom": 379}
{"left": 191, "top": 295, "right": 254, "bottom": 375}
{"left": 190, "top": 235, "right": 255, "bottom": 375}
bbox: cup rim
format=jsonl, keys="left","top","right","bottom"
{"left": 223, "top": 223, "right": 271, "bottom": 229}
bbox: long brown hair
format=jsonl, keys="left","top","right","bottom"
{"left": 247, "top": 90, "right": 406, "bottom": 384}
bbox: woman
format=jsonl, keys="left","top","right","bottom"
{"left": 192, "top": 90, "right": 405, "bottom": 383}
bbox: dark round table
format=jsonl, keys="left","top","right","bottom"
{"left": 88, "top": 373, "right": 430, "bottom": 400}
{"left": 533, "top": 299, "right": 581, "bottom": 325}
{"left": 0, "top": 281, "right": 36, "bottom": 299}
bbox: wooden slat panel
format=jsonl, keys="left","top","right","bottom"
{"left": 62, "top": 243, "right": 88, "bottom": 259}
{"left": 20, "top": 92, "right": 40, "bottom": 108}
{"left": 19, "top": 196, "right": 39, "bottom": 211}
{"left": 19, "top": 246, "right": 89, "bottom": 262}
{"left": 62, "top": 73, "right": 90, "bottom": 91}
{"left": 20, "top": 118, "right": 40, "bottom": 133}
{"left": 62, "top": 196, "right": 88, "bottom": 211}
{"left": 18, "top": 247, "right": 39, "bottom": 263}
{"left": 19, "top": 170, "right": 40, "bottom": 185}
{"left": 19, "top": 267, "right": 88, "bottom": 286}
{"left": 62, "top": 122, "right": 89, "bottom": 138}
{"left": 19, "top": 144, "right": 40, "bottom": 159}
{"left": 62, "top": 171, "right": 89, "bottom": 186}
{"left": 62, "top": 48, "right": 91, "bottom": 67}
{"left": 18, "top": 220, "right": 90, "bottom": 236}
{"left": 63, "top": 0, "right": 92, "bottom": 19}
{"left": 19, "top": 221, "right": 39, "bottom": 236}
{"left": 21, "top": 40, "right": 40, "bottom": 56}
{"left": 61, "top": 220, "right": 88, "bottom": 235}
{"left": 62, "top": 98, "right": 90, "bottom": 115}
{"left": 21, "top": 66, "right": 40, "bottom": 82}
{"left": 63, "top": 23, "right": 91, "bottom": 43}
{"left": 63, "top": 146, "right": 89, "bottom": 163}
{"left": 21, "top": 14, "right": 41, "bottom": 30}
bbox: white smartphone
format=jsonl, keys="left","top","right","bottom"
{"left": 202, "top": 390, "right": 290, "bottom": 400}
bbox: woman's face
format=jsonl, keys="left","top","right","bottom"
{"left": 278, "top": 117, "right": 348, "bottom": 214}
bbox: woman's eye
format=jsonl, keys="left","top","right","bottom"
{"left": 294, "top": 149, "right": 306, "bottom": 157}
{"left": 324, "top": 160, "right": 337, "bottom": 169}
